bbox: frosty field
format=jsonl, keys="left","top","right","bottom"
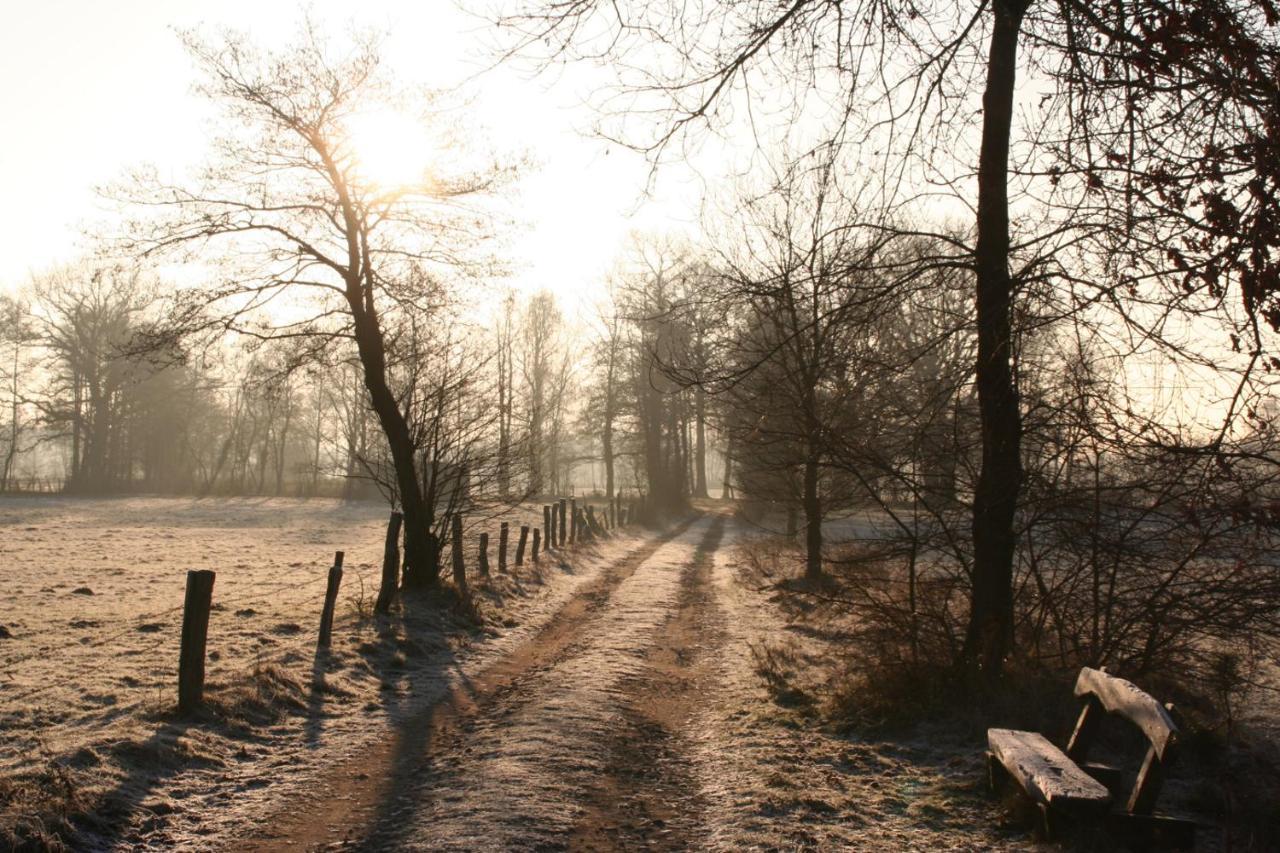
{"left": 0, "top": 495, "right": 599, "bottom": 848}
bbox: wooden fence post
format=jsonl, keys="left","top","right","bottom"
{"left": 516, "top": 525, "right": 529, "bottom": 565}
{"left": 543, "top": 504, "right": 552, "bottom": 549}
{"left": 451, "top": 514, "right": 466, "bottom": 590}
{"left": 318, "top": 551, "right": 344, "bottom": 650}
{"left": 559, "top": 498, "right": 567, "bottom": 545}
{"left": 532, "top": 527, "right": 541, "bottom": 561}
{"left": 569, "top": 499, "right": 578, "bottom": 544}
{"left": 478, "top": 532, "right": 490, "bottom": 577}
{"left": 178, "top": 569, "right": 215, "bottom": 714}
{"left": 375, "top": 511, "right": 402, "bottom": 614}
{"left": 498, "top": 522, "right": 509, "bottom": 572}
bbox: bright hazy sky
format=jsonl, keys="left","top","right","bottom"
{"left": 0, "top": 0, "right": 703, "bottom": 309}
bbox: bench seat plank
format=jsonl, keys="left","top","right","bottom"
{"left": 988, "top": 728, "right": 1112, "bottom": 809}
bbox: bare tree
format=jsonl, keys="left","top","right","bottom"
{"left": 495, "top": 290, "right": 517, "bottom": 497}
{"left": 587, "top": 300, "right": 626, "bottom": 498}
{"left": 0, "top": 294, "right": 36, "bottom": 492}
{"left": 30, "top": 264, "right": 155, "bottom": 493}
{"left": 520, "top": 291, "right": 572, "bottom": 495}
{"left": 704, "top": 156, "right": 910, "bottom": 578}
{"left": 113, "top": 23, "right": 513, "bottom": 586}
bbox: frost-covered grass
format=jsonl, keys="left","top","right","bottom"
{"left": 678, "top": 524, "right": 1032, "bottom": 851}
{"left": 0, "top": 495, "right": 629, "bottom": 850}
{"left": 715, "top": 527, "right": 1280, "bottom": 852}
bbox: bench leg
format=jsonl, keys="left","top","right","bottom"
{"left": 1037, "top": 804, "right": 1058, "bottom": 842}
{"left": 986, "top": 751, "right": 1008, "bottom": 794}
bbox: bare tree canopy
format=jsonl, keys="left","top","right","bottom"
{"left": 108, "top": 21, "right": 517, "bottom": 586}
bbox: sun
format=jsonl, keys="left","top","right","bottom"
{"left": 343, "top": 107, "right": 434, "bottom": 190}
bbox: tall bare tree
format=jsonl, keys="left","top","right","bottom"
{"left": 114, "top": 24, "right": 512, "bottom": 586}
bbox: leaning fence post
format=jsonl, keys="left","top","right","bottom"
{"left": 451, "top": 513, "right": 466, "bottom": 589}
{"left": 499, "top": 522, "right": 509, "bottom": 572}
{"left": 375, "top": 512, "right": 403, "bottom": 614}
{"left": 178, "top": 569, "right": 216, "bottom": 714}
{"left": 318, "top": 551, "right": 344, "bottom": 650}
{"left": 478, "top": 531, "right": 490, "bottom": 577}
{"left": 515, "top": 524, "right": 529, "bottom": 565}
{"left": 559, "top": 498, "right": 568, "bottom": 545}
{"left": 532, "top": 527, "right": 541, "bottom": 561}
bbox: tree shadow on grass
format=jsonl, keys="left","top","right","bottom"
{"left": 68, "top": 674, "right": 300, "bottom": 851}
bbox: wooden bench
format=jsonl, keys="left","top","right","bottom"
{"left": 987, "top": 666, "right": 1196, "bottom": 847}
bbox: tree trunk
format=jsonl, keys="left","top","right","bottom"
{"left": 965, "top": 0, "right": 1028, "bottom": 683}
{"left": 497, "top": 329, "right": 511, "bottom": 497}
{"left": 310, "top": 387, "right": 323, "bottom": 493}
{"left": 803, "top": 451, "right": 822, "bottom": 579}
{"left": 602, "top": 416, "right": 615, "bottom": 499}
{"left": 721, "top": 434, "right": 733, "bottom": 499}
{"left": 693, "top": 387, "right": 708, "bottom": 498}
{"left": 71, "top": 372, "right": 84, "bottom": 486}
{"left": 274, "top": 395, "right": 292, "bottom": 495}
{"left": 3, "top": 342, "right": 19, "bottom": 491}
{"left": 349, "top": 297, "right": 434, "bottom": 588}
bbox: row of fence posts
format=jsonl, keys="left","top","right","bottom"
{"left": 176, "top": 494, "right": 645, "bottom": 713}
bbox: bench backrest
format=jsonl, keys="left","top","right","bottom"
{"left": 1066, "top": 667, "right": 1179, "bottom": 815}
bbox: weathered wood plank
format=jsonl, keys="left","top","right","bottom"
{"left": 1074, "top": 667, "right": 1178, "bottom": 759}
{"left": 988, "top": 728, "right": 1111, "bottom": 809}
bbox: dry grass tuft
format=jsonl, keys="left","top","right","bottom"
{"left": 0, "top": 762, "right": 81, "bottom": 852}
{"left": 204, "top": 661, "right": 307, "bottom": 727}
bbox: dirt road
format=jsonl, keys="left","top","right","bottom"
{"left": 242, "top": 513, "right": 728, "bottom": 851}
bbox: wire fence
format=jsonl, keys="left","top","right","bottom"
{"left": 0, "top": 495, "right": 641, "bottom": 716}
{"left": 0, "top": 567, "right": 333, "bottom": 708}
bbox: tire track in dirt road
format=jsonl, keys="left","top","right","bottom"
{"left": 238, "top": 514, "right": 702, "bottom": 852}
{"left": 565, "top": 513, "right": 728, "bottom": 851}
